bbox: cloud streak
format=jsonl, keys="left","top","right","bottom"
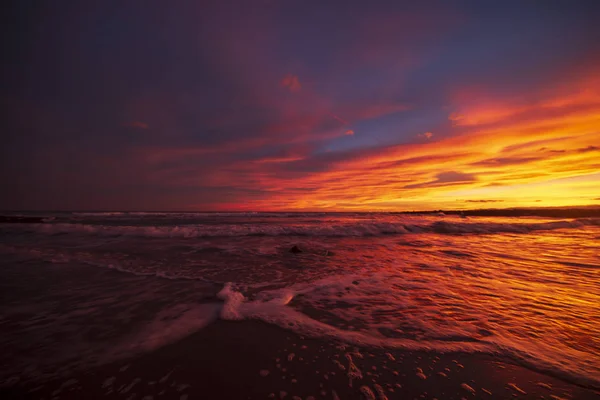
{"left": 199, "top": 71, "right": 600, "bottom": 211}
{"left": 1, "top": 1, "right": 599, "bottom": 211}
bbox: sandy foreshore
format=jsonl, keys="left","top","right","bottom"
{"left": 1, "top": 319, "right": 597, "bottom": 399}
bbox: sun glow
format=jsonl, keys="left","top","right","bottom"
{"left": 212, "top": 74, "right": 600, "bottom": 211}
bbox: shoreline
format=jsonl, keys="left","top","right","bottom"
{"left": 2, "top": 319, "right": 598, "bottom": 400}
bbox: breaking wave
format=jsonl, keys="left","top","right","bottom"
{"left": 3, "top": 218, "right": 599, "bottom": 238}
{"left": 216, "top": 281, "right": 600, "bottom": 389}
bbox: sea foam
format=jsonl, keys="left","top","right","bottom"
{"left": 214, "top": 278, "right": 600, "bottom": 389}
{"left": 4, "top": 218, "right": 599, "bottom": 238}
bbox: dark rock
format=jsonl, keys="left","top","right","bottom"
{"left": 289, "top": 245, "right": 302, "bottom": 254}
{"left": 352, "top": 280, "right": 360, "bottom": 285}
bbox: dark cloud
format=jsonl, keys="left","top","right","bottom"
{"left": 404, "top": 171, "right": 476, "bottom": 189}
{"left": 577, "top": 146, "right": 599, "bottom": 153}
{"left": 471, "top": 156, "right": 545, "bottom": 167}
{"left": 1, "top": 1, "right": 599, "bottom": 210}
{"left": 501, "top": 137, "right": 572, "bottom": 154}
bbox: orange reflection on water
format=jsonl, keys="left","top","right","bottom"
{"left": 283, "top": 216, "right": 600, "bottom": 386}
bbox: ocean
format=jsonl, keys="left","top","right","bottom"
{"left": 1, "top": 211, "right": 599, "bottom": 396}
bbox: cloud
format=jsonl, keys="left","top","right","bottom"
{"left": 500, "top": 137, "right": 573, "bottom": 154}
{"left": 348, "top": 103, "right": 410, "bottom": 121}
{"left": 124, "top": 121, "right": 149, "bottom": 129}
{"left": 435, "top": 171, "right": 476, "bottom": 183}
{"left": 577, "top": 145, "right": 599, "bottom": 153}
{"left": 253, "top": 156, "right": 305, "bottom": 164}
{"left": 4, "top": 1, "right": 599, "bottom": 212}
{"left": 465, "top": 199, "right": 504, "bottom": 203}
{"left": 129, "top": 70, "right": 600, "bottom": 211}
{"left": 471, "top": 156, "right": 545, "bottom": 167}
{"left": 345, "top": 130, "right": 355, "bottom": 135}
{"left": 329, "top": 113, "right": 349, "bottom": 125}
{"left": 540, "top": 149, "right": 566, "bottom": 154}
{"left": 404, "top": 171, "right": 476, "bottom": 189}
{"left": 280, "top": 74, "right": 301, "bottom": 92}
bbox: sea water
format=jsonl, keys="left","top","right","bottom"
{"left": 0, "top": 211, "right": 598, "bottom": 388}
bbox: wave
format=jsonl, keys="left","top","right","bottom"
{"left": 216, "top": 282, "right": 600, "bottom": 389}
{"left": 3, "top": 218, "right": 599, "bottom": 238}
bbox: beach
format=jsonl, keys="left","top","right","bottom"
{"left": 3, "top": 319, "right": 598, "bottom": 399}
{"left": 0, "top": 211, "right": 599, "bottom": 399}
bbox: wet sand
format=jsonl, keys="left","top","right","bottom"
{"left": 2, "top": 320, "right": 597, "bottom": 400}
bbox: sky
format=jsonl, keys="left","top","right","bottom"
{"left": 2, "top": 0, "right": 600, "bottom": 211}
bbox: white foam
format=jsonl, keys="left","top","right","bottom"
{"left": 217, "top": 283, "right": 247, "bottom": 320}
{"left": 4, "top": 217, "right": 599, "bottom": 238}
{"left": 461, "top": 383, "right": 475, "bottom": 394}
{"left": 215, "top": 278, "right": 600, "bottom": 389}
{"left": 216, "top": 282, "right": 490, "bottom": 352}
{"left": 359, "top": 386, "right": 376, "bottom": 400}
{"left": 345, "top": 353, "right": 363, "bottom": 387}
{"left": 117, "top": 303, "right": 219, "bottom": 353}
{"left": 73, "top": 212, "right": 127, "bottom": 217}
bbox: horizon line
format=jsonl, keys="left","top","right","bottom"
{"left": 2, "top": 204, "right": 600, "bottom": 214}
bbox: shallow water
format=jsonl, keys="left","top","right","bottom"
{"left": 0, "top": 212, "right": 599, "bottom": 388}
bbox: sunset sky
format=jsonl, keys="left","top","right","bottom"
{"left": 2, "top": 0, "right": 599, "bottom": 211}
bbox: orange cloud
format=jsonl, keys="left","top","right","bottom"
{"left": 280, "top": 74, "right": 301, "bottom": 92}
{"left": 329, "top": 113, "right": 349, "bottom": 125}
{"left": 345, "top": 130, "right": 355, "bottom": 135}
{"left": 126, "top": 66, "right": 600, "bottom": 212}
{"left": 220, "top": 72, "right": 600, "bottom": 210}
{"left": 253, "top": 155, "right": 305, "bottom": 164}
